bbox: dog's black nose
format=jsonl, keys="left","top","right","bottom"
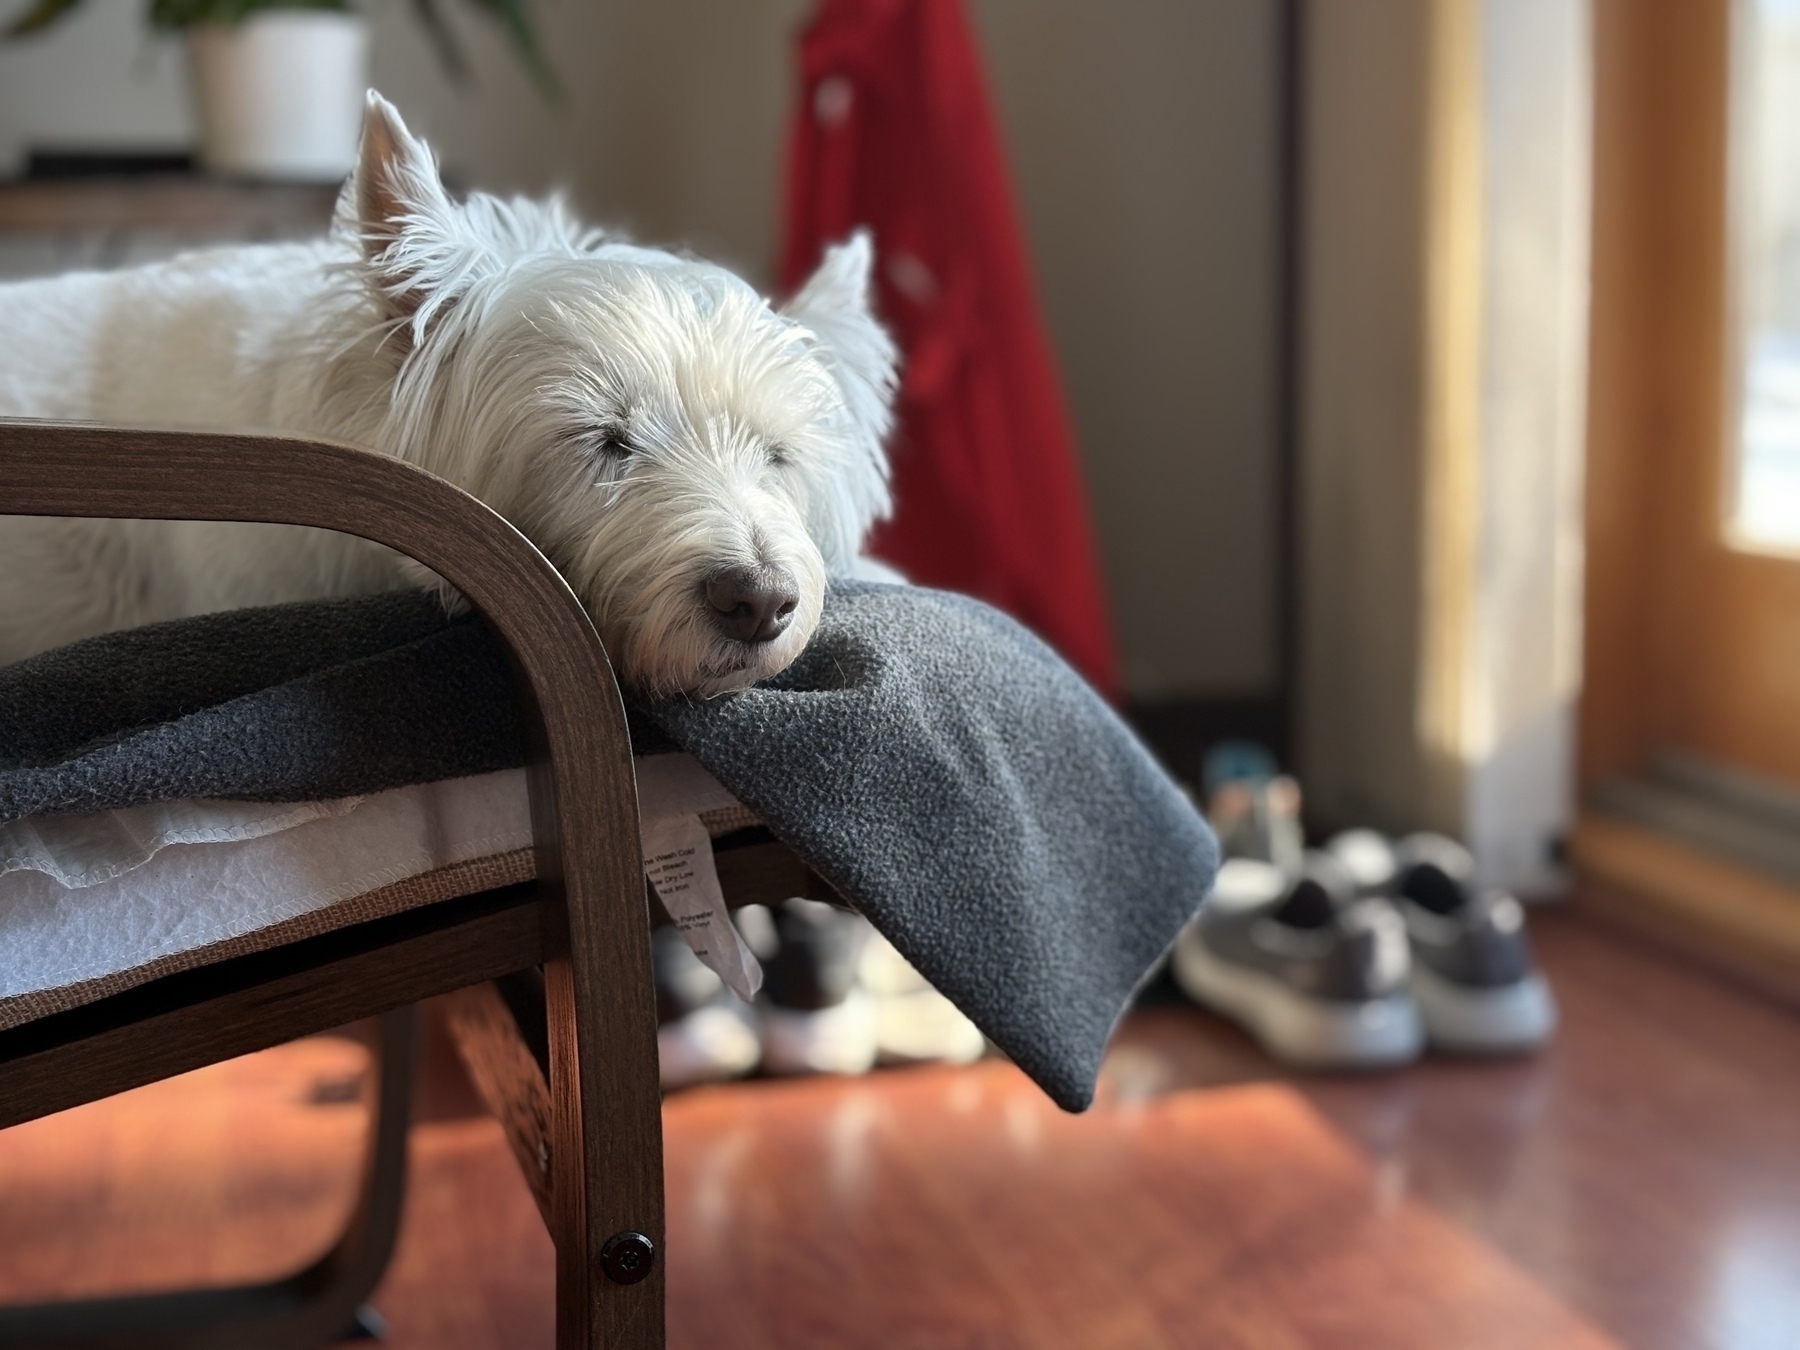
{"left": 705, "top": 566, "right": 799, "bottom": 643}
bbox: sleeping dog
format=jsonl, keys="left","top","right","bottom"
{"left": 0, "top": 93, "right": 898, "bottom": 696}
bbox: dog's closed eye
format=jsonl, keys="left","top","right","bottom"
{"left": 595, "top": 426, "right": 635, "bottom": 459}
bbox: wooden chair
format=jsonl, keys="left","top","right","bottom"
{"left": 0, "top": 419, "right": 830, "bottom": 1347}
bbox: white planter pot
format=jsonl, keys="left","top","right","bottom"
{"left": 188, "top": 12, "right": 370, "bottom": 181}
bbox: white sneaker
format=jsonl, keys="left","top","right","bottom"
{"left": 1172, "top": 856, "right": 1424, "bottom": 1070}
{"left": 658, "top": 996, "right": 761, "bottom": 1090}
{"left": 858, "top": 933, "right": 985, "bottom": 1065}
{"left": 1391, "top": 844, "right": 1557, "bottom": 1054}
{"left": 761, "top": 987, "right": 880, "bottom": 1077}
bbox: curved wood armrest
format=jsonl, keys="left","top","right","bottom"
{"left": 0, "top": 418, "right": 624, "bottom": 767}
{"left": 0, "top": 417, "right": 662, "bottom": 1349}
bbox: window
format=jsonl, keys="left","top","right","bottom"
{"left": 1731, "top": 0, "right": 1800, "bottom": 547}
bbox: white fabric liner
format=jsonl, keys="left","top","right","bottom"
{"left": 0, "top": 754, "right": 750, "bottom": 1008}
{"left": 0, "top": 796, "right": 369, "bottom": 889}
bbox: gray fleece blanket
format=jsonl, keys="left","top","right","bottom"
{"left": 0, "top": 585, "right": 1216, "bottom": 1111}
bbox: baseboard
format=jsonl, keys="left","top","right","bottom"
{"left": 1588, "top": 752, "right": 1800, "bottom": 888}
{"left": 1126, "top": 695, "right": 1289, "bottom": 791}
{"left": 1570, "top": 811, "right": 1800, "bottom": 990}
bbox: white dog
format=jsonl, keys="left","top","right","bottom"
{"left": 0, "top": 93, "right": 897, "bottom": 696}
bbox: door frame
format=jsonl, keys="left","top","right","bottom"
{"left": 1577, "top": 0, "right": 1800, "bottom": 984}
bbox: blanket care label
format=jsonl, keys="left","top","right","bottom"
{"left": 637, "top": 792, "right": 763, "bottom": 1008}
{"left": 641, "top": 814, "right": 761, "bottom": 1001}
{"left": 636, "top": 756, "right": 763, "bottom": 1002}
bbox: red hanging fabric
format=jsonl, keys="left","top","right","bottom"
{"left": 779, "top": 0, "right": 1120, "bottom": 697}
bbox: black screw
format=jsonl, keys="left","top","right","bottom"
{"left": 601, "top": 1230, "right": 656, "bottom": 1285}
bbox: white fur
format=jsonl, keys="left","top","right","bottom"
{"left": 0, "top": 93, "right": 897, "bottom": 696}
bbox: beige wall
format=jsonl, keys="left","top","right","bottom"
{"left": 974, "top": 1, "right": 1281, "bottom": 702}
{"left": 0, "top": 4, "right": 190, "bottom": 165}
{"left": 0, "top": 0, "right": 1283, "bottom": 704}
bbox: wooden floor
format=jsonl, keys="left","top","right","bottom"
{"left": 2, "top": 907, "right": 1798, "bottom": 1348}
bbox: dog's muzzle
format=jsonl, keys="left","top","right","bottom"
{"left": 704, "top": 564, "right": 799, "bottom": 644}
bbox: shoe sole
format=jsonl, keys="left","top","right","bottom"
{"left": 761, "top": 989, "right": 880, "bottom": 1076}
{"left": 1171, "top": 927, "right": 1423, "bottom": 1070}
{"left": 1411, "top": 964, "right": 1557, "bottom": 1054}
{"left": 874, "top": 987, "right": 987, "bottom": 1066}
{"left": 658, "top": 1005, "right": 761, "bottom": 1090}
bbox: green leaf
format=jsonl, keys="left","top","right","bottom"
{"left": 463, "top": 0, "right": 562, "bottom": 103}
{"left": 147, "top": 0, "right": 350, "bottom": 28}
{"left": 5, "top": 0, "right": 555, "bottom": 103}
{"left": 411, "top": 0, "right": 471, "bottom": 85}
{"left": 4, "top": 0, "right": 84, "bottom": 39}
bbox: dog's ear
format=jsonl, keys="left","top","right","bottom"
{"left": 339, "top": 92, "right": 460, "bottom": 335}
{"left": 783, "top": 231, "right": 899, "bottom": 465}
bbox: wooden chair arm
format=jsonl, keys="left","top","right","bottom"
{"left": 0, "top": 417, "right": 663, "bottom": 1348}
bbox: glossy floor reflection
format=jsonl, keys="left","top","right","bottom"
{"left": 662, "top": 1066, "right": 1612, "bottom": 1350}
{"left": 0, "top": 908, "right": 1796, "bottom": 1348}
{"left": 1107, "top": 911, "right": 1800, "bottom": 1350}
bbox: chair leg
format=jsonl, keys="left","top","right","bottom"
{"left": 447, "top": 964, "right": 666, "bottom": 1349}
{"left": 442, "top": 977, "right": 555, "bottom": 1228}
{"left": 543, "top": 954, "right": 666, "bottom": 1350}
{"left": 0, "top": 1006, "right": 418, "bottom": 1350}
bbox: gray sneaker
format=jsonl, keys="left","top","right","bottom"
{"left": 1172, "top": 855, "right": 1423, "bottom": 1069}
{"left": 1391, "top": 846, "right": 1557, "bottom": 1054}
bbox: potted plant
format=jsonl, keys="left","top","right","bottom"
{"left": 4, "top": 0, "right": 554, "bottom": 180}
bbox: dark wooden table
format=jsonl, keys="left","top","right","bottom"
{"left": 0, "top": 176, "right": 338, "bottom": 280}
{"left": 0, "top": 177, "right": 338, "bottom": 233}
